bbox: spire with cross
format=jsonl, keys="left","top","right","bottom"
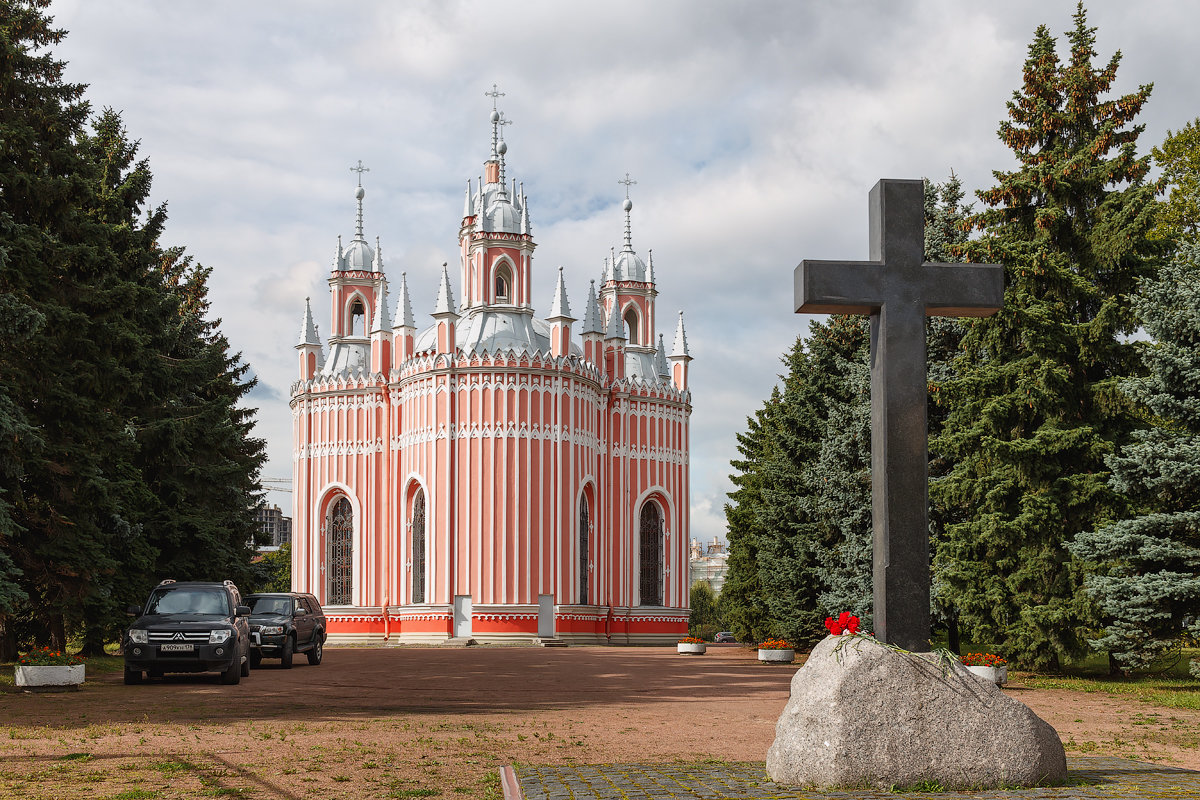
{"left": 618, "top": 173, "right": 637, "bottom": 252}
{"left": 350, "top": 160, "right": 369, "bottom": 186}
{"left": 485, "top": 83, "right": 505, "bottom": 110}
{"left": 349, "top": 160, "right": 369, "bottom": 241}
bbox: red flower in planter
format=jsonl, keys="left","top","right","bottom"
{"left": 824, "top": 612, "right": 860, "bottom": 635}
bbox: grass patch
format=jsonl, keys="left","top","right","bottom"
{"left": 108, "top": 791, "right": 160, "bottom": 800}
{"left": 1020, "top": 674, "right": 1200, "bottom": 711}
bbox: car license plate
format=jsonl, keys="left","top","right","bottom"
{"left": 159, "top": 643, "right": 194, "bottom": 652}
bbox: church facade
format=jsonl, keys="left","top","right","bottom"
{"left": 289, "top": 104, "right": 694, "bottom": 643}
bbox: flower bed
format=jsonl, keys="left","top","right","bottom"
{"left": 961, "top": 652, "right": 1007, "bottom": 685}
{"left": 758, "top": 638, "right": 795, "bottom": 663}
{"left": 15, "top": 649, "right": 85, "bottom": 691}
{"left": 677, "top": 637, "right": 706, "bottom": 655}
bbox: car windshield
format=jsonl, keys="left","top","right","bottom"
{"left": 249, "top": 596, "right": 291, "bottom": 615}
{"left": 145, "top": 588, "right": 229, "bottom": 616}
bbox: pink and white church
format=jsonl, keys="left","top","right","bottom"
{"left": 289, "top": 103, "right": 695, "bottom": 644}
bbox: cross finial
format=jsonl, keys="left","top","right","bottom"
{"left": 618, "top": 172, "right": 637, "bottom": 199}
{"left": 485, "top": 83, "right": 505, "bottom": 110}
{"left": 350, "top": 160, "right": 370, "bottom": 187}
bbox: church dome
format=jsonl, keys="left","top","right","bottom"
{"left": 612, "top": 249, "right": 648, "bottom": 282}
{"left": 486, "top": 197, "right": 522, "bottom": 234}
{"left": 414, "top": 309, "right": 581, "bottom": 357}
{"left": 343, "top": 237, "right": 374, "bottom": 270}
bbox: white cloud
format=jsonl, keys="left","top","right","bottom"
{"left": 47, "top": 0, "right": 1200, "bottom": 540}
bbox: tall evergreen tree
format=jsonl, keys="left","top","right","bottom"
{"left": 1070, "top": 242, "right": 1200, "bottom": 674}
{"left": 720, "top": 394, "right": 776, "bottom": 644}
{"left": 0, "top": 1, "right": 267, "bottom": 653}
{"left": 0, "top": 0, "right": 126, "bottom": 651}
{"left": 931, "top": 5, "right": 1163, "bottom": 669}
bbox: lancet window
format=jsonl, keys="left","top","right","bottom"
{"left": 494, "top": 264, "right": 512, "bottom": 303}
{"left": 411, "top": 489, "right": 426, "bottom": 604}
{"left": 327, "top": 497, "right": 353, "bottom": 606}
{"left": 638, "top": 502, "right": 662, "bottom": 606}
{"left": 624, "top": 308, "right": 639, "bottom": 345}
{"left": 579, "top": 496, "right": 590, "bottom": 605}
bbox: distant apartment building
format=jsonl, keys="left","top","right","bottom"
{"left": 689, "top": 537, "right": 729, "bottom": 596}
{"left": 255, "top": 504, "right": 292, "bottom": 548}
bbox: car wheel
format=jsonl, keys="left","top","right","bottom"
{"left": 306, "top": 635, "right": 323, "bottom": 666}
{"left": 280, "top": 635, "right": 294, "bottom": 669}
{"left": 249, "top": 651, "right": 262, "bottom": 669}
{"left": 220, "top": 658, "right": 241, "bottom": 685}
{"left": 123, "top": 667, "right": 143, "bottom": 685}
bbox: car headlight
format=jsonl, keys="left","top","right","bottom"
{"left": 129, "top": 629, "right": 148, "bottom": 645}
{"left": 259, "top": 625, "right": 284, "bottom": 635}
{"left": 209, "top": 629, "right": 232, "bottom": 644}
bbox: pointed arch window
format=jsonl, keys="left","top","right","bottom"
{"left": 494, "top": 263, "right": 512, "bottom": 303}
{"left": 411, "top": 489, "right": 426, "bottom": 604}
{"left": 624, "top": 308, "right": 639, "bottom": 345}
{"left": 579, "top": 495, "right": 590, "bottom": 605}
{"left": 638, "top": 502, "right": 662, "bottom": 606}
{"left": 327, "top": 497, "right": 353, "bottom": 605}
{"left": 350, "top": 299, "right": 366, "bottom": 337}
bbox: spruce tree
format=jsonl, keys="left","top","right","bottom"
{"left": 1070, "top": 242, "right": 1200, "bottom": 674}
{"left": 0, "top": 2, "right": 266, "bottom": 652}
{"left": 931, "top": 5, "right": 1162, "bottom": 669}
{"left": 753, "top": 339, "right": 828, "bottom": 647}
{"left": 801, "top": 316, "right": 872, "bottom": 626}
{"left": 720, "top": 395, "right": 777, "bottom": 644}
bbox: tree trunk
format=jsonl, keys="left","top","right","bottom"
{"left": 1109, "top": 652, "right": 1124, "bottom": 677}
{"left": 0, "top": 618, "right": 17, "bottom": 662}
{"left": 946, "top": 608, "right": 961, "bottom": 655}
{"left": 49, "top": 612, "right": 66, "bottom": 653}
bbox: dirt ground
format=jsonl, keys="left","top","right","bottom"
{"left": 0, "top": 645, "right": 1197, "bottom": 799}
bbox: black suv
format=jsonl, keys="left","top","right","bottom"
{"left": 124, "top": 580, "right": 252, "bottom": 685}
{"left": 245, "top": 592, "right": 326, "bottom": 668}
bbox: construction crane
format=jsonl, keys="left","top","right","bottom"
{"left": 261, "top": 477, "right": 293, "bottom": 493}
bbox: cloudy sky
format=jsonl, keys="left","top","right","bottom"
{"left": 45, "top": 0, "right": 1200, "bottom": 544}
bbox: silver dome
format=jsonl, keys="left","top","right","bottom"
{"left": 414, "top": 310, "right": 582, "bottom": 357}
{"left": 343, "top": 238, "right": 374, "bottom": 270}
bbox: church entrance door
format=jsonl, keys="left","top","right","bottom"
{"left": 453, "top": 595, "right": 472, "bottom": 638}
{"left": 537, "top": 594, "right": 555, "bottom": 638}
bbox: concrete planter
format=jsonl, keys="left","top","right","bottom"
{"left": 677, "top": 642, "right": 706, "bottom": 655}
{"left": 15, "top": 664, "right": 85, "bottom": 690}
{"left": 758, "top": 648, "right": 795, "bottom": 664}
{"left": 966, "top": 665, "right": 1007, "bottom": 685}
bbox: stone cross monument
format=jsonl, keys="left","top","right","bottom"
{"left": 794, "top": 179, "right": 1003, "bottom": 651}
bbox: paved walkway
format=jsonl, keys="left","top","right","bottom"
{"left": 509, "top": 756, "right": 1200, "bottom": 799}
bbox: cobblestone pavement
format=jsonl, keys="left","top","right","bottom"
{"left": 511, "top": 756, "right": 1200, "bottom": 799}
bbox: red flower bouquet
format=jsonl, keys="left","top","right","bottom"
{"left": 824, "top": 612, "right": 861, "bottom": 636}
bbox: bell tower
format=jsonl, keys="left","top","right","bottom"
{"left": 459, "top": 86, "right": 536, "bottom": 315}
{"left": 600, "top": 174, "right": 657, "bottom": 356}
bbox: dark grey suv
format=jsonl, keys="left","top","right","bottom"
{"left": 124, "top": 580, "right": 252, "bottom": 685}
{"left": 245, "top": 592, "right": 326, "bottom": 668}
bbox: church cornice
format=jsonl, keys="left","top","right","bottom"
{"left": 328, "top": 269, "right": 384, "bottom": 284}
